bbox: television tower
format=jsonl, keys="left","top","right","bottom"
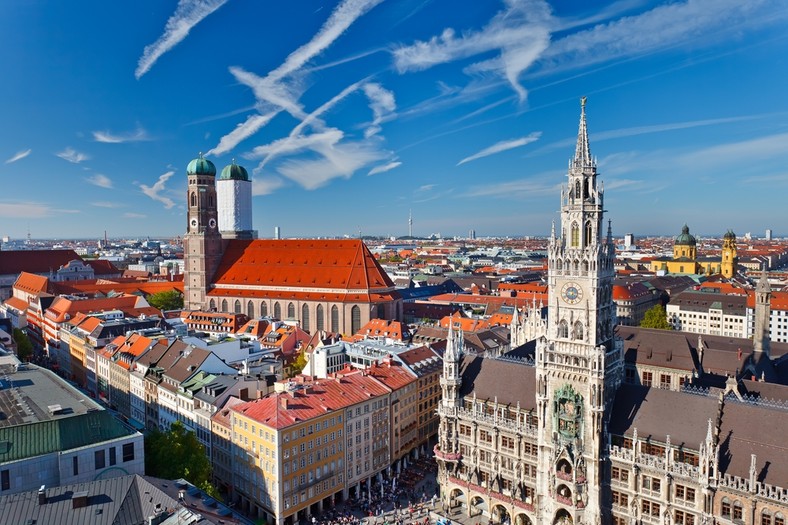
{"left": 408, "top": 209, "right": 413, "bottom": 238}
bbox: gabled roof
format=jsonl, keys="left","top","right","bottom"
{"left": 13, "top": 271, "right": 50, "bottom": 295}
{"left": 0, "top": 475, "right": 198, "bottom": 525}
{"left": 84, "top": 259, "right": 120, "bottom": 275}
{"left": 459, "top": 354, "right": 536, "bottom": 410}
{"left": 0, "top": 249, "right": 82, "bottom": 275}
{"left": 212, "top": 239, "right": 395, "bottom": 292}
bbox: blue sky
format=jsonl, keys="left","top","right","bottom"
{"left": 1, "top": 0, "right": 787, "bottom": 241}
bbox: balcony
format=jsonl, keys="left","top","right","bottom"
{"left": 433, "top": 444, "right": 462, "bottom": 462}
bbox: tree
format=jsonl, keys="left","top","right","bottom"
{"left": 147, "top": 289, "right": 183, "bottom": 311}
{"left": 144, "top": 421, "right": 213, "bottom": 490}
{"left": 288, "top": 348, "right": 308, "bottom": 378}
{"left": 640, "top": 304, "right": 672, "bottom": 330}
{"left": 12, "top": 328, "right": 33, "bottom": 361}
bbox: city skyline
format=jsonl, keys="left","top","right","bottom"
{"left": 1, "top": 0, "right": 787, "bottom": 240}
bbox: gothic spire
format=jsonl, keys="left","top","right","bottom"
{"left": 756, "top": 264, "right": 770, "bottom": 293}
{"left": 573, "top": 96, "right": 592, "bottom": 168}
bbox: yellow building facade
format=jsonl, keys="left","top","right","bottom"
{"left": 650, "top": 225, "right": 737, "bottom": 277}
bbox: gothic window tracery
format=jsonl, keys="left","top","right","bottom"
{"left": 316, "top": 304, "right": 325, "bottom": 331}
{"left": 558, "top": 320, "right": 569, "bottom": 338}
{"left": 221, "top": 299, "right": 228, "bottom": 312}
{"left": 571, "top": 223, "right": 579, "bottom": 247}
{"left": 234, "top": 299, "right": 241, "bottom": 314}
{"left": 574, "top": 322, "right": 584, "bottom": 340}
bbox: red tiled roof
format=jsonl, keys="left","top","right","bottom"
{"left": 0, "top": 250, "right": 82, "bottom": 275}
{"left": 2, "top": 296, "right": 29, "bottom": 311}
{"left": 14, "top": 272, "right": 50, "bottom": 295}
{"left": 212, "top": 239, "right": 395, "bottom": 292}
{"left": 45, "top": 294, "right": 156, "bottom": 323}
{"left": 85, "top": 259, "right": 120, "bottom": 275}
{"left": 352, "top": 319, "right": 409, "bottom": 341}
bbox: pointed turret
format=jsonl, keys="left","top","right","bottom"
{"left": 441, "top": 320, "right": 463, "bottom": 408}
{"left": 573, "top": 96, "right": 593, "bottom": 169}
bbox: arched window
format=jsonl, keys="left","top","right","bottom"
{"left": 302, "top": 304, "right": 310, "bottom": 333}
{"left": 247, "top": 300, "right": 254, "bottom": 319}
{"left": 575, "top": 180, "right": 581, "bottom": 199}
{"left": 761, "top": 510, "right": 772, "bottom": 525}
{"left": 234, "top": 300, "right": 241, "bottom": 314}
{"left": 260, "top": 302, "right": 268, "bottom": 317}
{"left": 331, "top": 305, "right": 340, "bottom": 332}
{"left": 558, "top": 320, "right": 569, "bottom": 338}
{"left": 582, "top": 260, "right": 589, "bottom": 273}
{"left": 209, "top": 299, "right": 216, "bottom": 311}
{"left": 316, "top": 305, "right": 325, "bottom": 332}
{"left": 585, "top": 221, "right": 593, "bottom": 246}
{"left": 274, "top": 302, "right": 281, "bottom": 319}
{"left": 221, "top": 299, "right": 228, "bottom": 312}
{"left": 774, "top": 512, "right": 784, "bottom": 525}
{"left": 732, "top": 501, "right": 743, "bottom": 521}
{"left": 584, "top": 178, "right": 590, "bottom": 199}
{"left": 351, "top": 305, "right": 361, "bottom": 334}
{"left": 571, "top": 222, "right": 579, "bottom": 247}
{"left": 556, "top": 259, "right": 562, "bottom": 271}
{"left": 190, "top": 192, "right": 197, "bottom": 207}
{"left": 574, "top": 321, "right": 584, "bottom": 340}
{"left": 287, "top": 302, "right": 295, "bottom": 319}
{"left": 720, "top": 498, "right": 731, "bottom": 519}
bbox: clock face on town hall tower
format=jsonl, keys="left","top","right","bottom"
{"left": 560, "top": 282, "right": 583, "bottom": 305}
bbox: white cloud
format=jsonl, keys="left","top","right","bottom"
{"left": 213, "top": 0, "right": 383, "bottom": 154}
{"left": 135, "top": 0, "right": 231, "bottom": 79}
{"left": 91, "top": 201, "right": 123, "bottom": 208}
{"left": 248, "top": 129, "right": 346, "bottom": 160}
{"left": 541, "top": 0, "right": 785, "bottom": 74}
{"left": 458, "top": 131, "right": 541, "bottom": 165}
{"left": 462, "top": 171, "right": 560, "bottom": 199}
{"left": 92, "top": 127, "right": 150, "bottom": 143}
{"left": 207, "top": 111, "right": 280, "bottom": 156}
{"left": 0, "top": 201, "right": 56, "bottom": 218}
{"left": 56, "top": 147, "right": 90, "bottom": 164}
{"left": 417, "top": 184, "right": 435, "bottom": 192}
{"left": 277, "top": 140, "right": 387, "bottom": 190}
{"left": 393, "top": 0, "right": 553, "bottom": 100}
{"left": 86, "top": 174, "right": 114, "bottom": 189}
{"left": 368, "top": 161, "right": 402, "bottom": 176}
{"left": 678, "top": 132, "right": 788, "bottom": 169}
{"left": 362, "top": 83, "right": 396, "bottom": 137}
{"left": 123, "top": 212, "right": 147, "bottom": 219}
{"left": 139, "top": 171, "right": 177, "bottom": 209}
{"left": 5, "top": 149, "right": 31, "bottom": 164}
{"left": 252, "top": 177, "right": 287, "bottom": 196}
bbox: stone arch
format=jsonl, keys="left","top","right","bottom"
{"left": 556, "top": 458, "right": 573, "bottom": 481}
{"left": 470, "top": 495, "right": 488, "bottom": 518}
{"left": 449, "top": 488, "right": 466, "bottom": 512}
{"left": 190, "top": 192, "right": 197, "bottom": 207}
{"left": 491, "top": 503, "right": 510, "bottom": 524}
{"left": 553, "top": 508, "right": 573, "bottom": 524}
{"left": 514, "top": 513, "right": 533, "bottom": 525}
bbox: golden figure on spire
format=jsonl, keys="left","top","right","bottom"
{"left": 581, "top": 96, "right": 587, "bottom": 107}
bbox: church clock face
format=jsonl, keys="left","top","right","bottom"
{"left": 208, "top": 218, "right": 217, "bottom": 229}
{"left": 561, "top": 282, "right": 583, "bottom": 305}
{"left": 190, "top": 218, "right": 198, "bottom": 231}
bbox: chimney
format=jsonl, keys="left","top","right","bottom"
{"left": 38, "top": 485, "right": 47, "bottom": 505}
{"left": 72, "top": 490, "right": 89, "bottom": 509}
{"left": 279, "top": 396, "right": 288, "bottom": 409}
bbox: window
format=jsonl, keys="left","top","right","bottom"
{"left": 247, "top": 300, "right": 255, "bottom": 318}
{"left": 95, "top": 450, "right": 106, "bottom": 470}
{"left": 1, "top": 469, "right": 9, "bottom": 491}
{"left": 733, "top": 501, "right": 743, "bottom": 521}
{"left": 109, "top": 447, "right": 116, "bottom": 466}
{"left": 611, "top": 466, "right": 629, "bottom": 483}
{"left": 73, "top": 456, "right": 79, "bottom": 475}
{"left": 234, "top": 300, "right": 242, "bottom": 314}
{"left": 558, "top": 320, "right": 569, "bottom": 338}
{"left": 122, "top": 443, "right": 135, "bottom": 462}
{"left": 611, "top": 490, "right": 628, "bottom": 507}
{"left": 660, "top": 374, "right": 671, "bottom": 389}
{"left": 287, "top": 303, "right": 295, "bottom": 319}
{"left": 642, "top": 476, "right": 661, "bottom": 493}
{"left": 571, "top": 222, "right": 579, "bottom": 247}
{"left": 274, "top": 302, "right": 282, "bottom": 319}
{"left": 331, "top": 305, "right": 340, "bottom": 332}
{"left": 642, "top": 371, "right": 653, "bottom": 387}
{"left": 675, "top": 510, "right": 695, "bottom": 525}
{"left": 584, "top": 221, "right": 593, "bottom": 246}
{"left": 316, "top": 304, "right": 324, "bottom": 332}
{"left": 721, "top": 499, "right": 731, "bottom": 519}
{"left": 641, "top": 500, "right": 660, "bottom": 517}
{"left": 351, "top": 306, "right": 361, "bottom": 334}
{"left": 302, "top": 304, "right": 310, "bottom": 333}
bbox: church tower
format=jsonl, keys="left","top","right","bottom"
{"left": 721, "top": 230, "right": 738, "bottom": 278}
{"left": 534, "top": 98, "right": 623, "bottom": 524}
{"left": 183, "top": 154, "right": 224, "bottom": 311}
{"left": 217, "top": 160, "right": 256, "bottom": 240}
{"left": 440, "top": 321, "right": 464, "bottom": 409}
{"left": 753, "top": 267, "right": 771, "bottom": 357}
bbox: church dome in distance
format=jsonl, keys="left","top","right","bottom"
{"left": 187, "top": 153, "right": 216, "bottom": 176}
{"left": 723, "top": 229, "right": 736, "bottom": 240}
{"left": 675, "top": 224, "right": 697, "bottom": 246}
{"left": 220, "top": 160, "right": 249, "bottom": 181}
